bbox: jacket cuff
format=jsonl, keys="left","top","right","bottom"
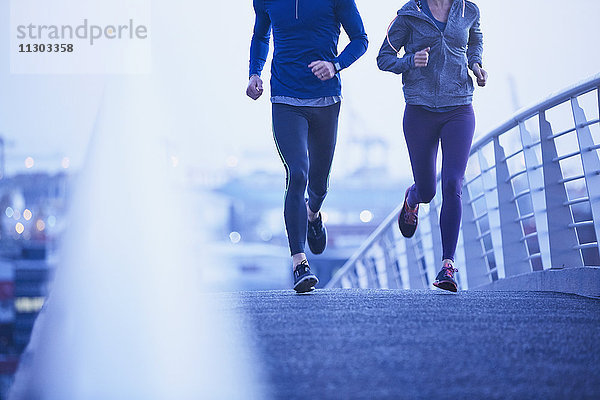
{"left": 407, "top": 53, "right": 416, "bottom": 68}
{"left": 468, "top": 59, "right": 483, "bottom": 70}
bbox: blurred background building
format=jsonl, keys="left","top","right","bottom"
{"left": 0, "top": 163, "right": 68, "bottom": 396}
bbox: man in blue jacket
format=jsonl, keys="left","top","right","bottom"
{"left": 247, "top": 0, "right": 368, "bottom": 293}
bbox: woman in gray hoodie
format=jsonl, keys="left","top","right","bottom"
{"left": 377, "top": 0, "right": 487, "bottom": 292}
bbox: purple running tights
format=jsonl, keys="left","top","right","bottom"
{"left": 403, "top": 104, "right": 476, "bottom": 261}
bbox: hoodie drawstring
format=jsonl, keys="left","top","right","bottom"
{"left": 462, "top": 0, "right": 465, "bottom": 18}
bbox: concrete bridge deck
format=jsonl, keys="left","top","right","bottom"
{"left": 221, "top": 289, "right": 600, "bottom": 399}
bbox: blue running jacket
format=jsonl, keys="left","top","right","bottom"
{"left": 249, "top": 0, "right": 368, "bottom": 99}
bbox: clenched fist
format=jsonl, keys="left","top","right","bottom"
{"left": 246, "top": 75, "right": 264, "bottom": 100}
{"left": 414, "top": 47, "right": 430, "bottom": 68}
{"left": 309, "top": 60, "right": 336, "bottom": 81}
{"left": 472, "top": 63, "right": 488, "bottom": 87}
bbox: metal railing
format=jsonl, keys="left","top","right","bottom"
{"left": 327, "top": 74, "right": 600, "bottom": 290}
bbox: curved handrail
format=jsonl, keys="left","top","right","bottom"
{"left": 471, "top": 73, "right": 600, "bottom": 153}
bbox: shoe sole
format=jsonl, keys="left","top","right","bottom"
{"left": 307, "top": 226, "right": 327, "bottom": 255}
{"left": 433, "top": 280, "right": 458, "bottom": 292}
{"left": 294, "top": 274, "right": 318, "bottom": 293}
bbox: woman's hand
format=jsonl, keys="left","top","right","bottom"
{"left": 414, "top": 47, "right": 430, "bottom": 67}
{"left": 472, "top": 64, "right": 488, "bottom": 87}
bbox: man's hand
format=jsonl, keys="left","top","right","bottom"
{"left": 246, "top": 75, "right": 264, "bottom": 100}
{"left": 414, "top": 47, "right": 430, "bottom": 68}
{"left": 472, "top": 63, "right": 488, "bottom": 87}
{"left": 309, "top": 60, "right": 336, "bottom": 81}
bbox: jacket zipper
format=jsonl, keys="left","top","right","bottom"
{"left": 296, "top": 0, "right": 299, "bottom": 19}
{"left": 403, "top": 2, "right": 457, "bottom": 107}
{"left": 402, "top": 10, "right": 441, "bottom": 106}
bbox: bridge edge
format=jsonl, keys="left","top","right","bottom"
{"left": 471, "top": 267, "right": 600, "bottom": 299}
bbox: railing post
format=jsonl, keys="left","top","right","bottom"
{"left": 477, "top": 149, "right": 505, "bottom": 278}
{"left": 454, "top": 231, "right": 468, "bottom": 289}
{"left": 461, "top": 184, "right": 490, "bottom": 287}
{"left": 572, "top": 97, "right": 600, "bottom": 258}
{"left": 340, "top": 275, "right": 350, "bottom": 288}
{"left": 363, "top": 256, "right": 380, "bottom": 288}
{"left": 396, "top": 238, "right": 410, "bottom": 289}
{"left": 414, "top": 232, "right": 432, "bottom": 287}
{"left": 373, "top": 244, "right": 388, "bottom": 289}
{"left": 405, "top": 238, "right": 425, "bottom": 289}
{"left": 428, "top": 197, "right": 443, "bottom": 268}
{"left": 350, "top": 267, "right": 360, "bottom": 288}
{"left": 539, "top": 111, "right": 583, "bottom": 268}
{"left": 344, "top": 265, "right": 358, "bottom": 288}
{"left": 382, "top": 229, "right": 400, "bottom": 289}
{"left": 394, "top": 260, "right": 405, "bottom": 289}
{"left": 356, "top": 261, "right": 368, "bottom": 288}
{"left": 518, "top": 121, "right": 551, "bottom": 270}
{"left": 494, "top": 137, "right": 531, "bottom": 277}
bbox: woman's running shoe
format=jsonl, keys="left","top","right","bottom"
{"left": 398, "top": 188, "right": 419, "bottom": 238}
{"left": 433, "top": 261, "right": 459, "bottom": 292}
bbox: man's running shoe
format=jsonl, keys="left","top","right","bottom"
{"left": 307, "top": 205, "right": 327, "bottom": 255}
{"left": 293, "top": 260, "right": 318, "bottom": 293}
{"left": 433, "top": 261, "right": 458, "bottom": 292}
{"left": 398, "top": 188, "right": 419, "bottom": 238}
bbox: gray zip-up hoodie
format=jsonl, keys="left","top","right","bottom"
{"left": 377, "top": 0, "right": 483, "bottom": 108}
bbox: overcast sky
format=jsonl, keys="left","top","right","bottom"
{"left": 0, "top": 0, "right": 599, "bottom": 180}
